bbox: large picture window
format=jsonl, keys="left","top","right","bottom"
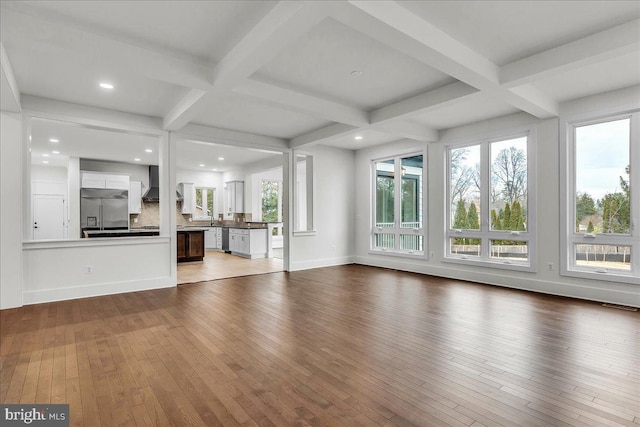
{"left": 372, "top": 153, "right": 424, "bottom": 256}
{"left": 565, "top": 113, "right": 639, "bottom": 282}
{"left": 446, "top": 132, "right": 535, "bottom": 270}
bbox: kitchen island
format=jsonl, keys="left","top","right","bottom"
{"left": 177, "top": 227, "right": 207, "bottom": 262}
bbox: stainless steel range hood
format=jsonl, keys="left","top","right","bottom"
{"left": 142, "top": 165, "right": 183, "bottom": 201}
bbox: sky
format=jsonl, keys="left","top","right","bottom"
{"left": 576, "top": 118, "right": 629, "bottom": 201}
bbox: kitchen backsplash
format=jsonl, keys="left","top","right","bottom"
{"left": 130, "top": 201, "right": 248, "bottom": 227}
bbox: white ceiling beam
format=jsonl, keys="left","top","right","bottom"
{"left": 0, "top": 42, "right": 21, "bottom": 112}
{"left": 233, "top": 78, "right": 369, "bottom": 126}
{"left": 290, "top": 123, "right": 360, "bottom": 148}
{"left": 2, "top": 7, "right": 212, "bottom": 91}
{"left": 501, "top": 19, "right": 640, "bottom": 88}
{"left": 162, "top": 89, "right": 207, "bottom": 131}
{"left": 338, "top": 1, "right": 558, "bottom": 118}
{"left": 344, "top": 1, "right": 499, "bottom": 87}
{"left": 290, "top": 118, "right": 437, "bottom": 149}
{"left": 370, "top": 82, "right": 479, "bottom": 124}
{"left": 377, "top": 121, "right": 438, "bottom": 142}
{"left": 176, "top": 123, "right": 288, "bottom": 152}
{"left": 163, "top": 1, "right": 335, "bottom": 131}
{"left": 504, "top": 85, "right": 560, "bottom": 118}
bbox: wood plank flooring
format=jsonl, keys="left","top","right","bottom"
{"left": 2, "top": 265, "right": 639, "bottom": 426}
{"left": 178, "top": 250, "right": 283, "bottom": 284}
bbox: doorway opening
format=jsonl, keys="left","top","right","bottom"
{"left": 175, "top": 139, "right": 286, "bottom": 284}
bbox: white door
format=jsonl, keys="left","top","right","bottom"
{"left": 33, "top": 194, "right": 65, "bottom": 240}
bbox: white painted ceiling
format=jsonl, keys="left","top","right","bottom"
{"left": 29, "top": 118, "right": 279, "bottom": 172}
{"left": 2, "top": 1, "right": 639, "bottom": 152}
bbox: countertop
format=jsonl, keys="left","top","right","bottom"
{"left": 83, "top": 229, "right": 160, "bottom": 237}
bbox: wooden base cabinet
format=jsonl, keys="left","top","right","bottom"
{"left": 177, "top": 230, "right": 205, "bottom": 262}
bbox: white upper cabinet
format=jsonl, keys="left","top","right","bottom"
{"left": 225, "top": 181, "right": 244, "bottom": 214}
{"left": 178, "top": 183, "right": 195, "bottom": 214}
{"left": 81, "top": 172, "right": 129, "bottom": 190}
{"left": 129, "top": 180, "right": 142, "bottom": 214}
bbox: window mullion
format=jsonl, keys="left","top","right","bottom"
{"left": 394, "top": 157, "right": 401, "bottom": 250}
{"left": 481, "top": 141, "right": 490, "bottom": 259}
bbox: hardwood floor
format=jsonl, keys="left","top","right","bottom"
{"left": 1, "top": 265, "right": 639, "bottom": 426}
{"left": 177, "top": 250, "right": 283, "bottom": 284}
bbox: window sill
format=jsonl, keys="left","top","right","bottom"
{"left": 443, "top": 255, "right": 535, "bottom": 273}
{"left": 293, "top": 230, "right": 317, "bottom": 237}
{"left": 369, "top": 249, "right": 427, "bottom": 260}
{"left": 562, "top": 268, "right": 639, "bottom": 285}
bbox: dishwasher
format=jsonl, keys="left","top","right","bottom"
{"left": 222, "top": 227, "right": 230, "bottom": 253}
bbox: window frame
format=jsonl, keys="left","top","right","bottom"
{"left": 292, "top": 151, "right": 315, "bottom": 236}
{"left": 562, "top": 110, "right": 639, "bottom": 284}
{"left": 370, "top": 149, "right": 427, "bottom": 259}
{"left": 193, "top": 186, "right": 215, "bottom": 220}
{"left": 443, "top": 127, "right": 537, "bottom": 272}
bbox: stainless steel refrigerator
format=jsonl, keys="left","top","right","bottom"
{"left": 80, "top": 188, "right": 129, "bottom": 235}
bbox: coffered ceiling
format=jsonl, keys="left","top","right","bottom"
{"left": 1, "top": 1, "right": 639, "bottom": 151}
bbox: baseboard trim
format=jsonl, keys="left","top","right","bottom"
{"left": 353, "top": 256, "right": 640, "bottom": 308}
{"left": 23, "top": 276, "right": 176, "bottom": 305}
{"left": 290, "top": 256, "right": 354, "bottom": 272}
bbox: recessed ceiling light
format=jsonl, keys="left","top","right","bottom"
{"left": 351, "top": 70, "right": 363, "bottom": 77}
{"left": 99, "top": 82, "right": 114, "bottom": 89}
{"left": 218, "top": 157, "right": 224, "bottom": 161}
{"left": 145, "top": 149, "right": 153, "bottom": 153}
{"left": 42, "top": 160, "right": 49, "bottom": 164}
{"left": 354, "top": 136, "right": 363, "bottom": 140}
{"left": 52, "top": 150, "right": 60, "bottom": 154}
{"left": 49, "top": 138, "right": 59, "bottom": 143}
{"left": 212, "top": 168, "right": 218, "bottom": 171}
{"left": 42, "top": 153, "right": 49, "bottom": 157}
{"left": 134, "top": 158, "right": 141, "bottom": 162}
{"left": 199, "top": 164, "right": 205, "bottom": 167}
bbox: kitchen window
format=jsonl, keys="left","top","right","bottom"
{"left": 445, "top": 130, "right": 536, "bottom": 271}
{"left": 563, "top": 112, "right": 639, "bottom": 283}
{"left": 371, "top": 153, "right": 425, "bottom": 256}
{"left": 261, "top": 179, "right": 282, "bottom": 236}
{"left": 195, "top": 187, "right": 214, "bottom": 219}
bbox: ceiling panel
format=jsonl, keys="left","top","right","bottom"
{"left": 532, "top": 52, "right": 640, "bottom": 103}
{"left": 30, "top": 118, "right": 160, "bottom": 167}
{"left": 5, "top": 38, "right": 188, "bottom": 118}
{"left": 192, "top": 92, "right": 332, "bottom": 140}
{"left": 175, "top": 140, "right": 281, "bottom": 172}
{"left": 4, "top": 1, "right": 276, "bottom": 65}
{"left": 256, "top": 17, "right": 454, "bottom": 111}
{"left": 320, "top": 129, "right": 400, "bottom": 151}
{"left": 402, "top": 1, "right": 640, "bottom": 65}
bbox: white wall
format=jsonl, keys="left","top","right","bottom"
{"left": 289, "top": 145, "right": 355, "bottom": 271}
{"left": 23, "top": 239, "right": 172, "bottom": 304}
{"left": 354, "top": 88, "right": 640, "bottom": 307}
{"left": 1, "top": 112, "right": 23, "bottom": 309}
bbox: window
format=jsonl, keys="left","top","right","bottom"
{"left": 261, "top": 180, "right": 282, "bottom": 235}
{"left": 293, "top": 152, "right": 314, "bottom": 233}
{"left": 565, "top": 113, "right": 639, "bottom": 282}
{"left": 446, "top": 132, "right": 535, "bottom": 270}
{"left": 371, "top": 153, "right": 425, "bottom": 256}
{"left": 195, "top": 187, "right": 214, "bottom": 219}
